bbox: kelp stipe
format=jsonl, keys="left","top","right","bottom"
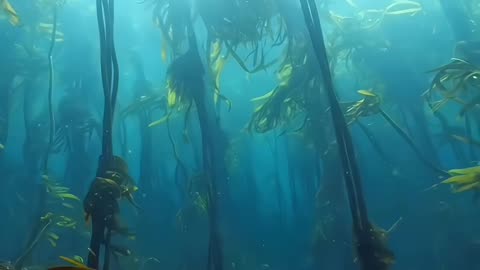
{"left": 83, "top": 1, "right": 134, "bottom": 269}
{"left": 299, "top": 0, "right": 395, "bottom": 269}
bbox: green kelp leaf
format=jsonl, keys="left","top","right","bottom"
{"left": 56, "top": 193, "right": 81, "bottom": 201}
{"left": 47, "top": 237, "right": 57, "bottom": 247}
{"left": 454, "top": 181, "right": 480, "bottom": 193}
{"left": 47, "top": 232, "right": 60, "bottom": 241}
{"left": 448, "top": 166, "right": 480, "bottom": 176}
{"left": 148, "top": 114, "right": 170, "bottom": 128}
{"left": 61, "top": 202, "right": 75, "bottom": 209}
{"left": 442, "top": 174, "right": 478, "bottom": 185}
{"left": 357, "top": 89, "right": 377, "bottom": 97}
{"left": 73, "top": 256, "right": 84, "bottom": 264}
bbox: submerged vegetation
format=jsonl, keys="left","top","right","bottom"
{"left": 2, "top": 0, "right": 480, "bottom": 270}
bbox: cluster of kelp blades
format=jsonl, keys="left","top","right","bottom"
{"left": 247, "top": 0, "right": 423, "bottom": 136}
{"left": 426, "top": 58, "right": 480, "bottom": 116}
{"left": 425, "top": 58, "right": 480, "bottom": 194}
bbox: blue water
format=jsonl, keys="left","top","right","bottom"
{"left": 0, "top": 0, "right": 479, "bottom": 269}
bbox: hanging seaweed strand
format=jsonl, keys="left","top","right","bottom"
{"left": 14, "top": 6, "right": 58, "bottom": 270}
{"left": 43, "top": 6, "right": 58, "bottom": 174}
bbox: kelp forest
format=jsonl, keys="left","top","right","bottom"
{"left": 1, "top": 0, "right": 480, "bottom": 270}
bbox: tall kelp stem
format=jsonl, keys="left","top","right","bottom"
{"left": 84, "top": 0, "right": 122, "bottom": 269}
{"left": 96, "top": 0, "right": 119, "bottom": 161}
{"left": 44, "top": 7, "right": 58, "bottom": 173}
{"left": 299, "top": 0, "right": 394, "bottom": 269}
{"left": 188, "top": 30, "right": 224, "bottom": 270}
{"left": 167, "top": 22, "right": 226, "bottom": 270}
{"left": 15, "top": 7, "right": 58, "bottom": 270}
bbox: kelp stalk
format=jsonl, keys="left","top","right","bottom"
{"left": 96, "top": 0, "right": 119, "bottom": 162}
{"left": 85, "top": 0, "right": 120, "bottom": 269}
{"left": 379, "top": 109, "right": 448, "bottom": 177}
{"left": 357, "top": 121, "right": 394, "bottom": 169}
{"left": 43, "top": 6, "right": 58, "bottom": 173}
{"left": 14, "top": 216, "right": 53, "bottom": 269}
{"left": 172, "top": 23, "right": 225, "bottom": 270}
{"left": 299, "top": 0, "right": 394, "bottom": 269}
{"left": 16, "top": 7, "right": 58, "bottom": 270}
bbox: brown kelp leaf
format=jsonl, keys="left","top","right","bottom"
{"left": 2, "top": 0, "right": 20, "bottom": 26}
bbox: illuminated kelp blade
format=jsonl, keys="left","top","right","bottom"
{"left": 342, "top": 89, "right": 382, "bottom": 125}
{"left": 442, "top": 166, "right": 480, "bottom": 193}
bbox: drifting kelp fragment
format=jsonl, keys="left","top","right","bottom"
{"left": 1, "top": 0, "right": 20, "bottom": 26}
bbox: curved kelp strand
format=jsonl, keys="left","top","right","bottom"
{"left": 378, "top": 109, "right": 449, "bottom": 178}
{"left": 96, "top": 0, "right": 120, "bottom": 162}
{"left": 356, "top": 121, "right": 395, "bottom": 170}
{"left": 16, "top": 7, "right": 58, "bottom": 270}
{"left": 43, "top": 6, "right": 58, "bottom": 174}
{"left": 299, "top": 0, "right": 395, "bottom": 269}
{"left": 14, "top": 216, "right": 53, "bottom": 269}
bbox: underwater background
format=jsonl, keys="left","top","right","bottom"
{"left": 1, "top": 0, "right": 480, "bottom": 269}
